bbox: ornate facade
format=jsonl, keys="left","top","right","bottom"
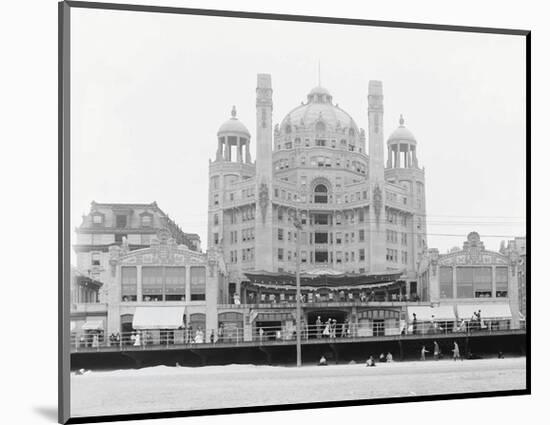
{"left": 417, "top": 232, "right": 521, "bottom": 328}
{"left": 208, "top": 75, "right": 428, "bottom": 303}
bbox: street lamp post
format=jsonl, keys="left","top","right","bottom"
{"left": 293, "top": 209, "right": 303, "bottom": 367}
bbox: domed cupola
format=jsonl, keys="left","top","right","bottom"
{"left": 388, "top": 114, "right": 416, "bottom": 144}
{"left": 386, "top": 115, "right": 419, "bottom": 168}
{"left": 217, "top": 105, "right": 250, "bottom": 137}
{"left": 307, "top": 85, "right": 333, "bottom": 104}
{"left": 276, "top": 85, "right": 362, "bottom": 152}
{"left": 215, "top": 106, "right": 251, "bottom": 163}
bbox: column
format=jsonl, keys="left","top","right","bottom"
{"left": 412, "top": 146, "right": 417, "bottom": 167}
{"left": 185, "top": 266, "right": 191, "bottom": 303}
{"left": 217, "top": 137, "right": 223, "bottom": 161}
{"left": 227, "top": 138, "right": 232, "bottom": 161}
{"left": 224, "top": 139, "right": 230, "bottom": 161}
{"left": 396, "top": 144, "right": 401, "bottom": 168}
{"left": 237, "top": 139, "right": 243, "bottom": 163}
{"left": 387, "top": 145, "right": 392, "bottom": 167}
{"left": 245, "top": 141, "right": 251, "bottom": 163}
{"left": 491, "top": 266, "right": 497, "bottom": 298}
{"left": 136, "top": 265, "right": 142, "bottom": 302}
{"left": 452, "top": 266, "right": 457, "bottom": 299}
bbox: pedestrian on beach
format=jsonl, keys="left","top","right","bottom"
{"left": 386, "top": 352, "right": 393, "bottom": 363}
{"left": 379, "top": 353, "right": 386, "bottom": 363}
{"left": 319, "top": 355, "right": 327, "bottom": 366}
{"left": 366, "top": 356, "right": 376, "bottom": 367}
{"left": 434, "top": 341, "right": 440, "bottom": 360}
{"left": 420, "top": 345, "right": 429, "bottom": 361}
{"left": 452, "top": 341, "right": 461, "bottom": 361}
{"left": 258, "top": 327, "right": 264, "bottom": 342}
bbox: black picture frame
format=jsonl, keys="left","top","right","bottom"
{"left": 59, "top": 1, "right": 531, "bottom": 423}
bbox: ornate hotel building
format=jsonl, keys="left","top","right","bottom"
{"left": 208, "top": 74, "right": 428, "bottom": 303}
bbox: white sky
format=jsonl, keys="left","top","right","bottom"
{"left": 70, "top": 8, "right": 526, "bottom": 259}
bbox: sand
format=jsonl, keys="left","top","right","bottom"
{"left": 71, "top": 357, "right": 526, "bottom": 417}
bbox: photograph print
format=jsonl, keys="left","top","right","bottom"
{"left": 60, "top": 2, "right": 529, "bottom": 423}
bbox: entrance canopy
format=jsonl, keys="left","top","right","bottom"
{"left": 132, "top": 306, "right": 186, "bottom": 330}
{"left": 244, "top": 270, "right": 404, "bottom": 291}
{"left": 81, "top": 320, "right": 104, "bottom": 331}
{"left": 407, "top": 305, "right": 456, "bottom": 321}
{"left": 456, "top": 303, "right": 512, "bottom": 320}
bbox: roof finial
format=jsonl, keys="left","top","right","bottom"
{"left": 231, "top": 105, "right": 237, "bottom": 119}
{"left": 399, "top": 114, "right": 404, "bottom": 126}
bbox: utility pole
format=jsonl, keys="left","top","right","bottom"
{"left": 293, "top": 208, "right": 303, "bottom": 367}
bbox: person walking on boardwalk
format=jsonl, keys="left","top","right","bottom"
{"left": 316, "top": 316, "right": 322, "bottom": 339}
{"left": 433, "top": 341, "right": 440, "bottom": 360}
{"left": 452, "top": 341, "right": 461, "bottom": 361}
{"left": 420, "top": 345, "right": 429, "bottom": 361}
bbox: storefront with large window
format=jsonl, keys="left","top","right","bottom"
{"left": 105, "top": 228, "right": 227, "bottom": 338}
{"left": 418, "top": 232, "right": 521, "bottom": 328}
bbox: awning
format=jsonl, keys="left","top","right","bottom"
{"left": 82, "top": 320, "right": 104, "bottom": 330}
{"left": 408, "top": 305, "right": 456, "bottom": 321}
{"left": 456, "top": 303, "right": 512, "bottom": 320}
{"left": 132, "top": 306, "right": 186, "bottom": 330}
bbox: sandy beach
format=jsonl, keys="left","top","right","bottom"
{"left": 71, "top": 357, "right": 526, "bottom": 417}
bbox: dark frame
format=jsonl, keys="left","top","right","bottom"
{"left": 58, "top": 1, "right": 531, "bottom": 423}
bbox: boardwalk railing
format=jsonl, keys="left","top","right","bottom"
{"left": 71, "top": 318, "right": 522, "bottom": 352}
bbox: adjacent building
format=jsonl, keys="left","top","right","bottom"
{"left": 417, "top": 232, "right": 522, "bottom": 330}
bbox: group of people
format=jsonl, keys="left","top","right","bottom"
{"left": 420, "top": 341, "right": 461, "bottom": 361}
{"left": 316, "top": 316, "right": 351, "bottom": 339}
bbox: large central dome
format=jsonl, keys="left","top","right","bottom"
{"left": 279, "top": 85, "right": 360, "bottom": 136}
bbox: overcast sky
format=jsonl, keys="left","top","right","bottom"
{"left": 70, "top": 8, "right": 526, "bottom": 260}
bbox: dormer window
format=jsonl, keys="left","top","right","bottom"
{"left": 141, "top": 214, "right": 152, "bottom": 227}
{"left": 92, "top": 214, "right": 104, "bottom": 225}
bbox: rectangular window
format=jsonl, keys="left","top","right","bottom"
{"left": 121, "top": 266, "right": 137, "bottom": 301}
{"left": 142, "top": 266, "right": 164, "bottom": 301}
{"left": 359, "top": 249, "right": 365, "bottom": 261}
{"left": 116, "top": 215, "right": 127, "bottom": 228}
{"left": 213, "top": 233, "right": 219, "bottom": 244}
{"left": 336, "top": 232, "right": 342, "bottom": 244}
{"left": 278, "top": 248, "right": 284, "bottom": 261}
{"left": 474, "top": 267, "right": 492, "bottom": 298}
{"left": 278, "top": 228, "right": 284, "bottom": 241}
{"left": 496, "top": 267, "right": 509, "bottom": 297}
{"left": 301, "top": 251, "right": 307, "bottom": 263}
{"left": 190, "top": 267, "right": 206, "bottom": 301}
{"left": 91, "top": 252, "right": 101, "bottom": 266}
{"left": 92, "top": 214, "right": 103, "bottom": 225}
{"left": 213, "top": 214, "right": 219, "bottom": 226}
{"left": 141, "top": 215, "right": 152, "bottom": 227}
{"left": 439, "top": 266, "right": 452, "bottom": 299}
{"left": 359, "top": 230, "right": 365, "bottom": 242}
{"left": 165, "top": 267, "right": 186, "bottom": 301}
{"left": 456, "top": 267, "right": 474, "bottom": 299}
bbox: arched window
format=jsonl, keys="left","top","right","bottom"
{"left": 314, "top": 184, "right": 328, "bottom": 204}
{"left": 285, "top": 124, "right": 292, "bottom": 134}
